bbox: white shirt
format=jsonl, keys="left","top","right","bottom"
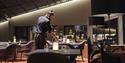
{"left": 37, "top": 16, "right": 49, "bottom": 24}
{"left": 33, "top": 15, "right": 50, "bottom": 33}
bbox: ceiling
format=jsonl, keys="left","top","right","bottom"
{"left": 0, "top": 0, "right": 71, "bottom": 21}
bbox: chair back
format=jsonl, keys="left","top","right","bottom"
{"left": 27, "top": 52, "right": 70, "bottom": 63}
{"left": 5, "top": 44, "right": 17, "bottom": 58}
{"left": 82, "top": 44, "right": 88, "bottom": 58}
{"left": 102, "top": 51, "right": 122, "bottom": 63}
{"left": 26, "top": 41, "right": 35, "bottom": 50}
{"left": 77, "top": 41, "right": 87, "bottom": 55}
{"left": 87, "top": 37, "right": 93, "bottom": 56}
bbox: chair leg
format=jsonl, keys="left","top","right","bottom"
{"left": 11, "top": 58, "right": 15, "bottom": 63}
{"left": 5, "top": 60, "right": 7, "bottom": 63}
{"left": 20, "top": 52, "right": 23, "bottom": 60}
{"left": 0, "top": 60, "right": 2, "bottom": 63}
{"left": 12, "top": 61, "right": 14, "bottom": 63}
{"left": 14, "top": 52, "right": 17, "bottom": 61}
{"left": 6, "top": 61, "right": 8, "bottom": 63}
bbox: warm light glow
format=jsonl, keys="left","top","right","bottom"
{"left": 105, "top": 29, "right": 116, "bottom": 32}
{"left": 0, "top": 21, "right": 8, "bottom": 26}
{"left": 11, "top": 0, "right": 88, "bottom": 19}
{"left": 63, "top": 37, "right": 66, "bottom": 42}
{"left": 92, "top": 13, "right": 119, "bottom": 21}
{"left": 66, "top": 39, "right": 70, "bottom": 43}
{"left": 13, "top": 36, "right": 16, "bottom": 43}
{"left": 11, "top": 0, "right": 74, "bottom": 19}
{"left": 52, "top": 42, "right": 59, "bottom": 50}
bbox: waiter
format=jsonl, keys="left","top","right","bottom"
{"left": 34, "top": 10, "right": 55, "bottom": 49}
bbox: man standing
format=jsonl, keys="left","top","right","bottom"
{"left": 34, "top": 10, "right": 54, "bottom": 49}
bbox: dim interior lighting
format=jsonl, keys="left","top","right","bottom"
{"left": 11, "top": 0, "right": 76, "bottom": 19}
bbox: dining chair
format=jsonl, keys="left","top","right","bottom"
{"left": 27, "top": 52, "right": 70, "bottom": 63}
{"left": 17, "top": 41, "right": 35, "bottom": 60}
{"left": 0, "top": 44, "right": 18, "bottom": 63}
{"left": 75, "top": 37, "right": 93, "bottom": 63}
{"left": 75, "top": 41, "right": 88, "bottom": 63}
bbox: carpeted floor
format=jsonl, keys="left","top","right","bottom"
{"left": 1, "top": 59, "right": 88, "bottom": 63}
{"left": 1, "top": 58, "right": 88, "bottom": 63}
{"left": 1, "top": 53, "right": 88, "bottom": 63}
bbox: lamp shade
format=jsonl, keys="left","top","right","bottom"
{"left": 52, "top": 42, "right": 59, "bottom": 50}
{"left": 89, "top": 16, "right": 104, "bottom": 25}
{"left": 91, "top": 0, "right": 125, "bottom": 15}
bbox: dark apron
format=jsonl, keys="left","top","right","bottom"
{"left": 35, "top": 33, "right": 46, "bottom": 49}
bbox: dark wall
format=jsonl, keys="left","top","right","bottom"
{"left": 89, "top": 16, "right": 104, "bottom": 25}
{"left": 15, "top": 26, "right": 30, "bottom": 41}
{"left": 91, "top": 0, "right": 125, "bottom": 15}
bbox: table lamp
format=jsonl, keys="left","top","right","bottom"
{"left": 66, "top": 39, "right": 70, "bottom": 43}
{"left": 52, "top": 42, "right": 59, "bottom": 50}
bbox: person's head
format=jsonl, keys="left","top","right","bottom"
{"left": 46, "top": 10, "right": 55, "bottom": 20}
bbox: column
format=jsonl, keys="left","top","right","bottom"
{"left": 87, "top": 25, "right": 93, "bottom": 44}
{"left": 118, "top": 15, "right": 123, "bottom": 45}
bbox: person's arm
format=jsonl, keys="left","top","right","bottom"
{"left": 51, "top": 32, "right": 59, "bottom": 41}
{"left": 47, "top": 21, "right": 52, "bottom": 33}
{"left": 47, "top": 32, "right": 59, "bottom": 42}
{"left": 46, "top": 21, "right": 60, "bottom": 42}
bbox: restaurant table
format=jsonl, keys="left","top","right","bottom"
{"left": 47, "top": 40, "right": 83, "bottom": 45}
{"left": 27, "top": 49, "right": 80, "bottom": 56}
{"left": 59, "top": 42, "right": 83, "bottom": 46}
{"left": 46, "top": 40, "right": 84, "bottom": 49}
{"left": 0, "top": 42, "right": 9, "bottom": 50}
{"left": 27, "top": 49, "right": 80, "bottom": 63}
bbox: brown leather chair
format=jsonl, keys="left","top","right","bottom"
{"left": 17, "top": 41, "right": 34, "bottom": 60}
{"left": 0, "top": 44, "right": 17, "bottom": 63}
{"left": 76, "top": 42, "right": 88, "bottom": 63}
